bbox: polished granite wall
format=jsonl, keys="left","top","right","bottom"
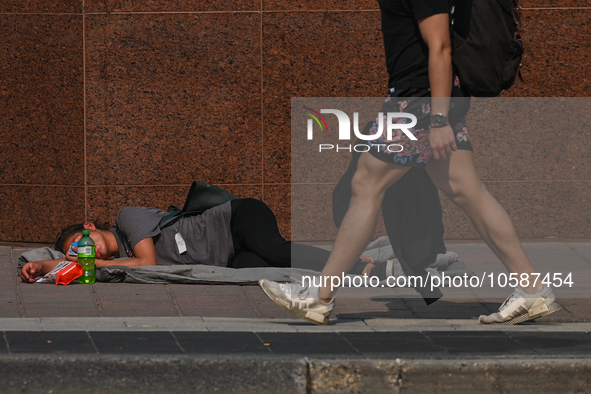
{"left": 0, "top": 1, "right": 589, "bottom": 243}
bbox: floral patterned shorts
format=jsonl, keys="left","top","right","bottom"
{"left": 367, "top": 85, "right": 473, "bottom": 167}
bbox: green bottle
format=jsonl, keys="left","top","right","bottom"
{"left": 77, "top": 230, "right": 96, "bottom": 284}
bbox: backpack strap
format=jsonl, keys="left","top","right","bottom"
{"left": 158, "top": 208, "right": 181, "bottom": 230}
{"left": 113, "top": 226, "right": 136, "bottom": 258}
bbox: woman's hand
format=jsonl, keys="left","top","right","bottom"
{"left": 429, "top": 125, "right": 457, "bottom": 160}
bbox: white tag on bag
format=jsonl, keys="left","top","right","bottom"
{"left": 175, "top": 232, "right": 187, "bottom": 254}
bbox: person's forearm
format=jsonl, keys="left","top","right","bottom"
{"left": 428, "top": 46, "right": 453, "bottom": 116}
{"left": 37, "top": 259, "right": 63, "bottom": 275}
{"left": 95, "top": 258, "right": 156, "bottom": 268}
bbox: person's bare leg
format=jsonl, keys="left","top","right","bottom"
{"left": 426, "top": 150, "right": 542, "bottom": 292}
{"left": 318, "top": 152, "right": 410, "bottom": 301}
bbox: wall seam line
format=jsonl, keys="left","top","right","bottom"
{"left": 1, "top": 180, "right": 590, "bottom": 187}
{"left": 75, "top": 10, "right": 382, "bottom": 15}
{"left": 260, "top": 0, "right": 265, "bottom": 201}
{"left": 289, "top": 180, "right": 591, "bottom": 185}
{"left": 0, "top": 12, "right": 82, "bottom": 15}
{"left": 83, "top": 1, "right": 88, "bottom": 222}
{"left": 521, "top": 7, "right": 591, "bottom": 10}
{"left": 0, "top": 7, "right": 587, "bottom": 15}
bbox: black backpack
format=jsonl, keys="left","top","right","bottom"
{"left": 401, "top": 0, "right": 524, "bottom": 97}
{"left": 452, "top": 0, "right": 523, "bottom": 97}
{"left": 159, "top": 182, "right": 237, "bottom": 230}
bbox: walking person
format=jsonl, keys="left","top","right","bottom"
{"left": 259, "top": 0, "right": 561, "bottom": 325}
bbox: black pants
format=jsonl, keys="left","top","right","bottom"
{"left": 228, "top": 198, "right": 367, "bottom": 274}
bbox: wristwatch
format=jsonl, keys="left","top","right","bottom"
{"left": 430, "top": 113, "right": 449, "bottom": 128}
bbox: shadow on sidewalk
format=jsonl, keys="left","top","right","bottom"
{"left": 336, "top": 300, "right": 501, "bottom": 320}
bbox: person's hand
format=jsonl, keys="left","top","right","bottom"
{"left": 65, "top": 244, "right": 78, "bottom": 261}
{"left": 360, "top": 255, "right": 376, "bottom": 276}
{"left": 429, "top": 124, "right": 457, "bottom": 160}
{"left": 21, "top": 261, "right": 44, "bottom": 283}
{"left": 360, "top": 255, "right": 375, "bottom": 265}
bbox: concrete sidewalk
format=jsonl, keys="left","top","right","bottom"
{"left": 1, "top": 241, "right": 591, "bottom": 393}
{"left": 2, "top": 241, "right": 590, "bottom": 321}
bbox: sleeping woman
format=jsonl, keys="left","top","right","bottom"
{"left": 21, "top": 198, "right": 384, "bottom": 282}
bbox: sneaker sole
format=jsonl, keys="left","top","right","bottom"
{"left": 259, "top": 282, "right": 330, "bottom": 326}
{"left": 481, "top": 301, "right": 562, "bottom": 326}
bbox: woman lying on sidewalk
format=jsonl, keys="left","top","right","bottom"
{"left": 21, "top": 198, "right": 385, "bottom": 283}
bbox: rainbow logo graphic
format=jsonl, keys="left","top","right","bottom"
{"left": 303, "top": 107, "right": 328, "bottom": 139}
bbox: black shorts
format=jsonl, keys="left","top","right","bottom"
{"left": 367, "top": 83, "right": 473, "bottom": 167}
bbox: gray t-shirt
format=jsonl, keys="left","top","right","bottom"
{"left": 110, "top": 202, "right": 234, "bottom": 267}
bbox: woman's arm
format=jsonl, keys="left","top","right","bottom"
{"left": 418, "top": 13, "right": 456, "bottom": 160}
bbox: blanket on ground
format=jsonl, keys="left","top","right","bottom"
{"left": 17, "top": 247, "right": 318, "bottom": 284}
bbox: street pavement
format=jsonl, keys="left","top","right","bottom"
{"left": 1, "top": 241, "right": 590, "bottom": 393}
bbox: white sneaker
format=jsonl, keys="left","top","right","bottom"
{"left": 479, "top": 286, "right": 562, "bottom": 325}
{"left": 258, "top": 279, "right": 334, "bottom": 325}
